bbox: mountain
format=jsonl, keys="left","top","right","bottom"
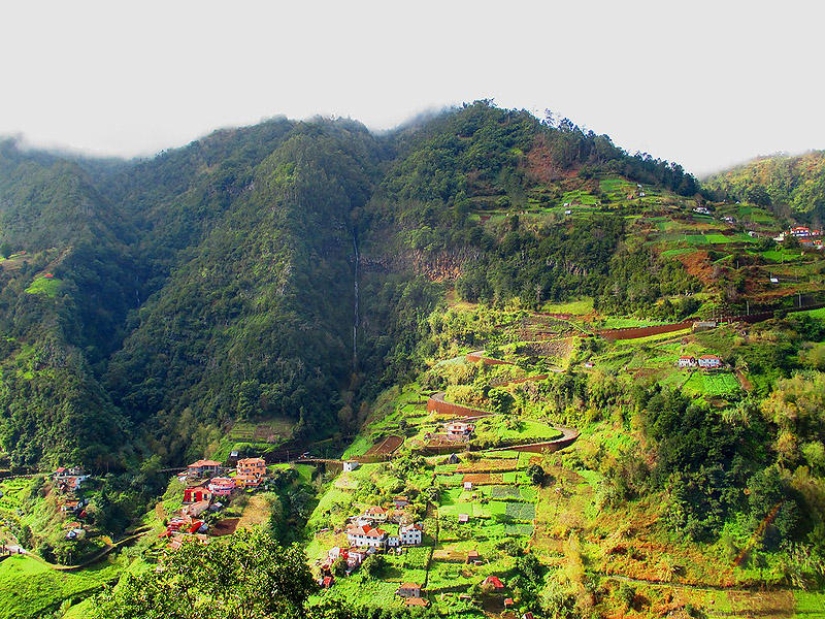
{"left": 703, "top": 150, "right": 825, "bottom": 224}
{"left": 0, "top": 100, "right": 791, "bottom": 473}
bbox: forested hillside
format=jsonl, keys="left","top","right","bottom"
{"left": 704, "top": 150, "right": 825, "bottom": 223}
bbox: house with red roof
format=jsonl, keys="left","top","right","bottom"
{"left": 187, "top": 459, "right": 222, "bottom": 478}
{"left": 183, "top": 487, "right": 212, "bottom": 504}
{"left": 396, "top": 583, "right": 422, "bottom": 598}
{"left": 698, "top": 354, "right": 722, "bottom": 369}
{"left": 364, "top": 505, "right": 388, "bottom": 522}
{"left": 484, "top": 575, "right": 505, "bottom": 590}
{"left": 346, "top": 523, "right": 388, "bottom": 549}
{"left": 208, "top": 477, "right": 236, "bottom": 496}
{"left": 399, "top": 522, "right": 424, "bottom": 546}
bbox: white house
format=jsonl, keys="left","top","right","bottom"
{"left": 399, "top": 523, "right": 424, "bottom": 546}
{"left": 698, "top": 355, "right": 722, "bottom": 369}
{"left": 345, "top": 524, "right": 388, "bottom": 549}
{"left": 678, "top": 356, "right": 696, "bottom": 368}
{"left": 446, "top": 422, "right": 474, "bottom": 441}
{"left": 343, "top": 461, "right": 360, "bottom": 472}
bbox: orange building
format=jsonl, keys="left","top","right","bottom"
{"left": 235, "top": 457, "right": 267, "bottom": 487}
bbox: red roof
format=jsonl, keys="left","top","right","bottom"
{"left": 484, "top": 576, "right": 505, "bottom": 589}
{"left": 188, "top": 459, "right": 221, "bottom": 468}
{"left": 188, "top": 520, "right": 204, "bottom": 534}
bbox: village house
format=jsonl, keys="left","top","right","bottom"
{"left": 393, "top": 496, "right": 409, "bottom": 510}
{"left": 364, "top": 506, "right": 388, "bottom": 522}
{"left": 484, "top": 575, "right": 506, "bottom": 590}
{"left": 60, "top": 499, "right": 81, "bottom": 513}
{"left": 466, "top": 549, "right": 481, "bottom": 565}
{"left": 791, "top": 226, "right": 812, "bottom": 237}
{"left": 698, "top": 354, "right": 723, "bottom": 369}
{"left": 458, "top": 513, "right": 470, "bottom": 524}
{"left": 345, "top": 523, "right": 388, "bottom": 549}
{"left": 182, "top": 500, "right": 211, "bottom": 518}
{"left": 445, "top": 421, "right": 474, "bottom": 441}
{"left": 396, "top": 583, "right": 422, "bottom": 598}
{"left": 346, "top": 548, "right": 367, "bottom": 570}
{"left": 399, "top": 523, "right": 423, "bottom": 546}
{"left": 405, "top": 597, "right": 430, "bottom": 608}
{"left": 183, "top": 487, "right": 212, "bottom": 504}
{"left": 447, "top": 453, "right": 460, "bottom": 465}
{"left": 53, "top": 467, "right": 89, "bottom": 493}
{"left": 693, "top": 320, "right": 717, "bottom": 332}
{"left": 187, "top": 459, "right": 222, "bottom": 478}
{"left": 343, "top": 461, "right": 360, "bottom": 472}
{"left": 678, "top": 356, "right": 697, "bottom": 368}
{"left": 235, "top": 457, "right": 267, "bottom": 487}
{"left": 207, "top": 477, "right": 236, "bottom": 496}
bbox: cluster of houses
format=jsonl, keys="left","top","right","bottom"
{"left": 678, "top": 354, "right": 723, "bottom": 369}
{"left": 182, "top": 457, "right": 267, "bottom": 489}
{"left": 160, "top": 456, "right": 269, "bottom": 546}
{"left": 317, "top": 499, "right": 425, "bottom": 595}
{"left": 53, "top": 467, "right": 89, "bottom": 495}
{"left": 773, "top": 226, "right": 825, "bottom": 249}
{"left": 51, "top": 467, "right": 93, "bottom": 540}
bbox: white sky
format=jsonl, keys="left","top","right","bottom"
{"left": 0, "top": 0, "right": 822, "bottom": 176}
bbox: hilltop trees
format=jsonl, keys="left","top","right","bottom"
{"left": 93, "top": 529, "right": 316, "bottom": 619}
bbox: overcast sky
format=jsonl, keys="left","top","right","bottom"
{"left": 1, "top": 1, "right": 821, "bottom": 176}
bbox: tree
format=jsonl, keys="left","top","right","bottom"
{"left": 527, "top": 463, "right": 546, "bottom": 486}
{"left": 93, "top": 527, "right": 317, "bottom": 619}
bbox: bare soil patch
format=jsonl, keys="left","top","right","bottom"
{"left": 211, "top": 518, "right": 240, "bottom": 537}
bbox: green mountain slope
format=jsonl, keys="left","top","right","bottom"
{"left": 0, "top": 100, "right": 820, "bottom": 473}
{"left": 704, "top": 150, "right": 825, "bottom": 222}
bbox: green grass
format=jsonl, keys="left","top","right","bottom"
{"left": 313, "top": 578, "right": 405, "bottom": 610}
{"left": 795, "top": 591, "right": 825, "bottom": 617}
{"left": 681, "top": 371, "right": 740, "bottom": 399}
{"left": 0, "top": 555, "right": 121, "bottom": 619}
{"left": 799, "top": 307, "right": 825, "bottom": 320}
{"left": 25, "top": 275, "right": 62, "bottom": 297}
{"left": 341, "top": 434, "right": 372, "bottom": 459}
{"left": 540, "top": 298, "right": 594, "bottom": 315}
{"left": 561, "top": 190, "right": 598, "bottom": 206}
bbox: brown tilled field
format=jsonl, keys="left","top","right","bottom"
{"left": 363, "top": 435, "right": 403, "bottom": 456}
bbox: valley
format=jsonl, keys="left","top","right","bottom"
{"left": 1, "top": 103, "right": 825, "bottom": 618}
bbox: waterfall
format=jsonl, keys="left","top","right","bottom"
{"left": 352, "top": 233, "right": 360, "bottom": 372}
